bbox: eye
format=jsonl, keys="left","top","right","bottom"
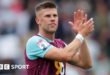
{"left": 45, "top": 14, "right": 51, "bottom": 18}
{"left": 53, "top": 14, "right": 58, "bottom": 17}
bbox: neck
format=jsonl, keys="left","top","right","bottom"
{"left": 38, "top": 31, "right": 55, "bottom": 40}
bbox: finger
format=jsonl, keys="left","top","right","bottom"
{"left": 80, "top": 10, "right": 85, "bottom": 20}
{"left": 89, "top": 20, "right": 94, "bottom": 26}
{"left": 89, "top": 25, "right": 94, "bottom": 32}
{"left": 88, "top": 24, "right": 94, "bottom": 29}
{"left": 90, "top": 24, "right": 94, "bottom": 30}
{"left": 77, "top": 9, "right": 83, "bottom": 20}
{"left": 74, "top": 12, "right": 77, "bottom": 22}
{"left": 88, "top": 23, "right": 94, "bottom": 33}
{"left": 85, "top": 18, "right": 93, "bottom": 26}
{"left": 73, "top": 9, "right": 84, "bottom": 25}
{"left": 91, "top": 27, "right": 94, "bottom": 31}
{"left": 77, "top": 10, "right": 86, "bottom": 24}
{"left": 76, "top": 9, "right": 81, "bottom": 20}
{"left": 68, "top": 21, "right": 74, "bottom": 26}
{"left": 77, "top": 9, "right": 81, "bottom": 20}
{"left": 68, "top": 21, "right": 78, "bottom": 32}
{"left": 74, "top": 10, "right": 79, "bottom": 22}
{"left": 83, "top": 14, "right": 87, "bottom": 23}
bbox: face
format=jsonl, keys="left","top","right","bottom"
{"left": 36, "top": 8, "right": 58, "bottom": 34}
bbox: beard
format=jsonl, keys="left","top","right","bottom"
{"left": 44, "top": 27, "right": 57, "bottom": 34}
{"left": 39, "top": 23, "right": 58, "bottom": 34}
{"left": 45, "top": 29, "right": 57, "bottom": 34}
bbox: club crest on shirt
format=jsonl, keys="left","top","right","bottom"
{"left": 37, "top": 39, "right": 50, "bottom": 50}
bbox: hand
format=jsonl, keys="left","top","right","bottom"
{"left": 78, "top": 18, "right": 94, "bottom": 37}
{"left": 68, "top": 9, "right": 94, "bottom": 37}
{"left": 68, "top": 9, "right": 87, "bottom": 33}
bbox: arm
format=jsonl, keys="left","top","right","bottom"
{"left": 44, "top": 36, "right": 83, "bottom": 61}
{"left": 68, "top": 40, "right": 92, "bottom": 69}
{"left": 44, "top": 9, "right": 94, "bottom": 69}
{"left": 67, "top": 10, "right": 93, "bottom": 69}
{"left": 44, "top": 17, "right": 93, "bottom": 63}
{"left": 80, "top": 40, "right": 92, "bottom": 68}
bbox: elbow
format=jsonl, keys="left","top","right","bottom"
{"left": 81, "top": 59, "right": 93, "bottom": 70}
{"left": 81, "top": 63, "right": 92, "bottom": 69}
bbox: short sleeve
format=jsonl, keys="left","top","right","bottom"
{"left": 26, "top": 36, "right": 54, "bottom": 60}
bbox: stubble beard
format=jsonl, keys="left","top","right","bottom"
{"left": 45, "top": 29, "right": 57, "bottom": 34}
{"left": 44, "top": 26, "right": 57, "bottom": 34}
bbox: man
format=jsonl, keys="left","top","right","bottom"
{"left": 25, "top": 1, "right": 94, "bottom": 75}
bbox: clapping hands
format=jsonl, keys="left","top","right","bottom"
{"left": 68, "top": 9, "right": 94, "bottom": 37}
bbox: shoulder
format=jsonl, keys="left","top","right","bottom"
{"left": 26, "top": 35, "right": 51, "bottom": 49}
{"left": 26, "top": 35, "right": 44, "bottom": 45}
{"left": 27, "top": 36, "right": 41, "bottom": 43}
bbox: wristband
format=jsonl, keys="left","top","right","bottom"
{"left": 75, "top": 34, "right": 84, "bottom": 43}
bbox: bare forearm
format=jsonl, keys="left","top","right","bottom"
{"left": 63, "top": 38, "right": 82, "bottom": 61}
{"left": 80, "top": 40, "right": 92, "bottom": 67}
{"left": 44, "top": 37, "right": 84, "bottom": 62}
{"left": 66, "top": 40, "right": 92, "bottom": 69}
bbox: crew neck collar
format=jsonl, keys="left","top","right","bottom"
{"left": 38, "top": 33, "right": 53, "bottom": 42}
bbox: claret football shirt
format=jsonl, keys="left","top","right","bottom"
{"left": 25, "top": 34, "right": 66, "bottom": 75}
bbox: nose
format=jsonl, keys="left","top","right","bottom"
{"left": 50, "top": 16, "right": 55, "bottom": 22}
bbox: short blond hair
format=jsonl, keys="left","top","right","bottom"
{"left": 35, "top": 1, "right": 57, "bottom": 16}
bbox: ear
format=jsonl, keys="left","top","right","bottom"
{"left": 35, "top": 16, "right": 40, "bottom": 25}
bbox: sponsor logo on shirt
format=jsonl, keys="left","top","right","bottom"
{"left": 37, "top": 39, "right": 50, "bottom": 50}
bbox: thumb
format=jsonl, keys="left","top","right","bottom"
{"left": 68, "top": 21, "right": 74, "bottom": 26}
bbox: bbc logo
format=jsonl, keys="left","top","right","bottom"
{"left": 0, "top": 64, "right": 10, "bottom": 70}
{"left": 4, "top": 64, "right": 10, "bottom": 70}
{"left": 0, "top": 64, "right": 3, "bottom": 70}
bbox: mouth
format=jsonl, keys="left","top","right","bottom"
{"left": 50, "top": 23, "right": 56, "bottom": 26}
{"left": 49, "top": 23, "right": 57, "bottom": 28}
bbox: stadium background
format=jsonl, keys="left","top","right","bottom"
{"left": 0, "top": 0, "right": 110, "bottom": 75}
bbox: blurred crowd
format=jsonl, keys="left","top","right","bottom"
{"left": 0, "top": 0, "right": 110, "bottom": 75}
